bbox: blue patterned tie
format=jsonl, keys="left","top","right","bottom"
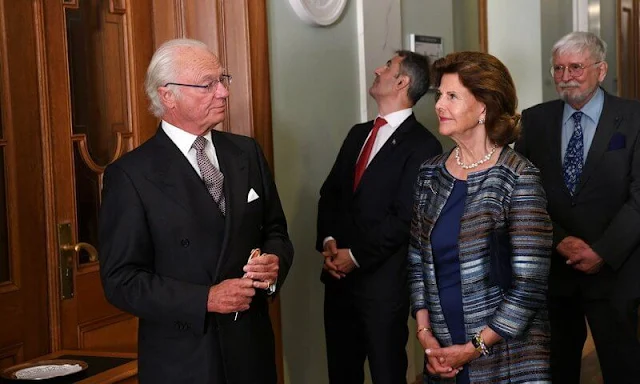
{"left": 563, "top": 111, "right": 584, "bottom": 195}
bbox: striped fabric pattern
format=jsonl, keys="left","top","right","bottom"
{"left": 408, "top": 147, "right": 552, "bottom": 383}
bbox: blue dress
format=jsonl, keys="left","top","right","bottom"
{"left": 430, "top": 179, "right": 470, "bottom": 384}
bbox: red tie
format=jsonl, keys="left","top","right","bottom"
{"left": 353, "top": 117, "right": 387, "bottom": 191}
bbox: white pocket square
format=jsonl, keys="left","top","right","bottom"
{"left": 247, "top": 188, "right": 260, "bottom": 203}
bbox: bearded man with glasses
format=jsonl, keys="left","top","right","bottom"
{"left": 516, "top": 31, "right": 640, "bottom": 383}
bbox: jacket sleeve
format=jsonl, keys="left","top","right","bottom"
{"left": 407, "top": 170, "right": 429, "bottom": 317}
{"left": 99, "top": 164, "right": 210, "bottom": 334}
{"left": 591, "top": 115, "right": 640, "bottom": 270}
{"left": 349, "top": 139, "right": 442, "bottom": 270}
{"left": 489, "top": 166, "right": 552, "bottom": 339}
{"left": 316, "top": 128, "right": 356, "bottom": 252}
{"left": 515, "top": 109, "right": 569, "bottom": 249}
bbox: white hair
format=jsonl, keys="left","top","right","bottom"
{"left": 144, "top": 38, "right": 210, "bottom": 118}
{"left": 550, "top": 31, "right": 607, "bottom": 64}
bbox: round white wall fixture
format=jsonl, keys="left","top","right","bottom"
{"left": 288, "top": 0, "right": 348, "bottom": 27}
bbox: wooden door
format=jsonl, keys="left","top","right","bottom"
{"left": 618, "top": 0, "right": 640, "bottom": 99}
{"left": 0, "top": 0, "right": 52, "bottom": 368}
{"left": 41, "top": 0, "right": 156, "bottom": 352}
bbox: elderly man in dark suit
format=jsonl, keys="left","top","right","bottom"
{"left": 316, "top": 51, "right": 442, "bottom": 384}
{"left": 516, "top": 31, "right": 640, "bottom": 384}
{"left": 99, "top": 38, "right": 293, "bottom": 384}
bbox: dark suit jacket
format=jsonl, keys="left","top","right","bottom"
{"left": 99, "top": 127, "right": 293, "bottom": 384}
{"left": 316, "top": 114, "right": 442, "bottom": 298}
{"left": 516, "top": 91, "right": 640, "bottom": 316}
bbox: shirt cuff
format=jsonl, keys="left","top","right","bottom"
{"left": 348, "top": 249, "right": 360, "bottom": 268}
{"left": 323, "top": 236, "right": 335, "bottom": 248}
{"left": 267, "top": 282, "right": 276, "bottom": 295}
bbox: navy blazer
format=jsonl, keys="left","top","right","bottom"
{"left": 99, "top": 127, "right": 293, "bottom": 384}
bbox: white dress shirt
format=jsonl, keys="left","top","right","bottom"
{"left": 161, "top": 120, "right": 222, "bottom": 176}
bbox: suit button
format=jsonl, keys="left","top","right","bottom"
{"left": 571, "top": 201, "right": 577, "bottom": 207}
{"left": 180, "top": 238, "right": 190, "bottom": 247}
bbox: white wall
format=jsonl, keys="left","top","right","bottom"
{"left": 357, "top": 0, "right": 402, "bottom": 121}
{"left": 487, "top": 0, "right": 543, "bottom": 111}
{"left": 401, "top": 0, "right": 455, "bottom": 150}
{"left": 268, "top": 1, "right": 359, "bottom": 383}
{"left": 453, "top": 0, "right": 480, "bottom": 53}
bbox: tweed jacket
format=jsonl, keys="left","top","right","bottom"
{"left": 408, "top": 147, "right": 552, "bottom": 383}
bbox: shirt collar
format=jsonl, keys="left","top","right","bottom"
{"left": 378, "top": 108, "right": 413, "bottom": 129}
{"left": 562, "top": 87, "right": 604, "bottom": 125}
{"left": 161, "top": 120, "right": 213, "bottom": 156}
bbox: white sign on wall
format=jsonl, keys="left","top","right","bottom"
{"left": 409, "top": 34, "right": 444, "bottom": 65}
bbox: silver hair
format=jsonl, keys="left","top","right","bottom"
{"left": 145, "top": 38, "right": 210, "bottom": 118}
{"left": 550, "top": 31, "right": 607, "bottom": 64}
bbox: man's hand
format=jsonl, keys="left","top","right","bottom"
{"left": 556, "top": 236, "right": 589, "bottom": 260}
{"left": 558, "top": 236, "right": 604, "bottom": 274}
{"left": 332, "top": 249, "right": 356, "bottom": 275}
{"left": 567, "top": 246, "right": 604, "bottom": 274}
{"left": 243, "top": 253, "right": 279, "bottom": 290}
{"left": 322, "top": 239, "right": 345, "bottom": 279}
{"left": 207, "top": 278, "right": 256, "bottom": 313}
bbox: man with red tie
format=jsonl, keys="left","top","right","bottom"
{"left": 316, "top": 51, "right": 442, "bottom": 384}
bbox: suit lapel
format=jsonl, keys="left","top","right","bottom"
{"left": 354, "top": 114, "right": 417, "bottom": 194}
{"left": 145, "top": 127, "right": 222, "bottom": 275}
{"left": 211, "top": 131, "right": 248, "bottom": 278}
{"left": 577, "top": 93, "right": 622, "bottom": 193}
{"left": 146, "top": 127, "right": 220, "bottom": 219}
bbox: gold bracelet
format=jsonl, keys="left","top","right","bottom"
{"left": 416, "top": 327, "right": 433, "bottom": 338}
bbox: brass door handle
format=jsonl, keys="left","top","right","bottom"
{"left": 61, "top": 242, "right": 99, "bottom": 262}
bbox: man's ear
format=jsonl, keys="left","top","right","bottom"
{"left": 597, "top": 61, "right": 608, "bottom": 83}
{"left": 395, "top": 74, "right": 410, "bottom": 92}
{"left": 157, "top": 86, "right": 176, "bottom": 110}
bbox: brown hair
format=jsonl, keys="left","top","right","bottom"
{"left": 432, "top": 51, "right": 520, "bottom": 146}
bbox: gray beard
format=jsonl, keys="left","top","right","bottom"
{"left": 559, "top": 88, "right": 597, "bottom": 108}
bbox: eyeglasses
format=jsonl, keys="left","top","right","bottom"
{"left": 165, "top": 74, "right": 232, "bottom": 92}
{"left": 550, "top": 62, "right": 601, "bottom": 79}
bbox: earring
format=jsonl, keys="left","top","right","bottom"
{"left": 478, "top": 118, "right": 485, "bottom": 125}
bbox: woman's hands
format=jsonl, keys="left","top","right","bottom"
{"left": 418, "top": 331, "right": 470, "bottom": 379}
{"left": 425, "top": 341, "right": 480, "bottom": 377}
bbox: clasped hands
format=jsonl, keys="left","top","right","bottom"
{"left": 206, "top": 250, "right": 279, "bottom": 314}
{"left": 557, "top": 236, "right": 604, "bottom": 274}
{"left": 418, "top": 332, "right": 478, "bottom": 379}
{"left": 322, "top": 239, "right": 356, "bottom": 279}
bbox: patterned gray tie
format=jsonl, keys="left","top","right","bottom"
{"left": 192, "top": 136, "right": 226, "bottom": 215}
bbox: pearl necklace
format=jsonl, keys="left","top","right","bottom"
{"left": 454, "top": 144, "right": 498, "bottom": 170}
